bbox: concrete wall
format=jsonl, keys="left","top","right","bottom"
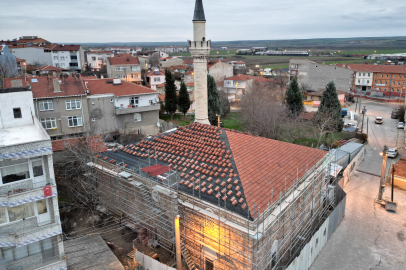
{"left": 33, "top": 95, "right": 90, "bottom": 138}
{"left": 106, "top": 62, "right": 141, "bottom": 83}
{"left": 0, "top": 90, "right": 35, "bottom": 128}
{"left": 290, "top": 59, "right": 353, "bottom": 92}
{"left": 11, "top": 47, "right": 53, "bottom": 65}
{"left": 208, "top": 62, "right": 233, "bottom": 82}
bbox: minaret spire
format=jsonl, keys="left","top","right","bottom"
{"left": 193, "top": 0, "right": 206, "bottom": 21}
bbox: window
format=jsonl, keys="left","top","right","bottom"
{"left": 53, "top": 56, "right": 58, "bottom": 61}
{"left": 92, "top": 57, "right": 96, "bottom": 61}
{"left": 131, "top": 65, "right": 139, "bottom": 71}
{"left": 39, "top": 100, "right": 53, "bottom": 111}
{"left": 358, "top": 79, "right": 360, "bottom": 83}
{"left": 1, "top": 237, "right": 55, "bottom": 263}
{"left": 154, "top": 77, "right": 161, "bottom": 82}
{"left": 358, "top": 73, "right": 361, "bottom": 76}
{"left": 70, "top": 50, "right": 77, "bottom": 53}
{"left": 69, "top": 63, "right": 78, "bottom": 67}
{"left": 32, "top": 159, "right": 44, "bottom": 177}
{"left": 0, "top": 159, "right": 30, "bottom": 184}
{"left": 98, "top": 57, "right": 103, "bottom": 60}
{"left": 115, "top": 66, "right": 126, "bottom": 71}
{"left": 116, "top": 75, "right": 126, "bottom": 79}
{"left": 60, "top": 63, "right": 65, "bottom": 68}
{"left": 368, "top": 73, "right": 370, "bottom": 77}
{"left": 36, "top": 199, "right": 47, "bottom": 215}
{"left": 68, "top": 116, "right": 83, "bottom": 127}
{"left": 363, "top": 73, "right": 365, "bottom": 76}
{"left": 60, "top": 56, "right": 65, "bottom": 61}
{"left": 375, "top": 80, "right": 377, "bottom": 84}
{"left": 71, "top": 55, "right": 77, "bottom": 60}
{"left": 131, "top": 74, "right": 138, "bottom": 79}
{"left": 40, "top": 118, "right": 57, "bottom": 130}
{"left": 381, "top": 74, "right": 383, "bottom": 77}
{"left": 367, "top": 80, "right": 369, "bottom": 84}
{"left": 55, "top": 63, "right": 59, "bottom": 68}
{"left": 137, "top": 129, "right": 142, "bottom": 134}
{"left": 393, "top": 81, "right": 395, "bottom": 85}
{"left": 66, "top": 100, "right": 81, "bottom": 110}
{"left": 130, "top": 97, "right": 139, "bottom": 105}
{"left": 386, "top": 74, "right": 389, "bottom": 77}
{"left": 8, "top": 203, "right": 35, "bottom": 222}
{"left": 393, "top": 74, "right": 396, "bottom": 78}
{"left": 134, "top": 113, "right": 141, "bottom": 122}
{"left": 13, "top": 108, "right": 22, "bottom": 118}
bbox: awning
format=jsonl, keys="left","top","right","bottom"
{"left": 141, "top": 164, "right": 170, "bottom": 177}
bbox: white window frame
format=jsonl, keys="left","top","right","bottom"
{"left": 134, "top": 113, "right": 141, "bottom": 122}
{"left": 68, "top": 116, "right": 83, "bottom": 127}
{"left": 131, "top": 65, "right": 139, "bottom": 71}
{"left": 60, "top": 56, "right": 65, "bottom": 61}
{"left": 0, "top": 157, "right": 44, "bottom": 186}
{"left": 53, "top": 56, "right": 58, "bottom": 61}
{"left": 40, "top": 118, "right": 57, "bottom": 130}
{"left": 65, "top": 100, "right": 81, "bottom": 110}
{"left": 154, "top": 77, "right": 161, "bottom": 82}
{"left": 115, "top": 66, "right": 126, "bottom": 71}
{"left": 39, "top": 100, "right": 53, "bottom": 111}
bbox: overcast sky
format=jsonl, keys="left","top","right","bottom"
{"left": 1, "top": 0, "right": 405, "bottom": 43}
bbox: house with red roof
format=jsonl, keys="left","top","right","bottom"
{"left": 207, "top": 60, "right": 233, "bottom": 82}
{"left": 35, "top": 65, "right": 69, "bottom": 76}
{"left": 83, "top": 77, "right": 160, "bottom": 136}
{"left": 107, "top": 56, "right": 141, "bottom": 84}
{"left": 51, "top": 44, "right": 85, "bottom": 72}
{"left": 222, "top": 74, "right": 256, "bottom": 101}
{"left": 145, "top": 69, "right": 166, "bottom": 90}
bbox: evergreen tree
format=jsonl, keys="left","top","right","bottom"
{"left": 285, "top": 77, "right": 303, "bottom": 115}
{"left": 178, "top": 81, "right": 191, "bottom": 117}
{"left": 207, "top": 75, "right": 222, "bottom": 126}
{"left": 164, "top": 69, "right": 177, "bottom": 119}
{"left": 313, "top": 81, "right": 344, "bottom": 144}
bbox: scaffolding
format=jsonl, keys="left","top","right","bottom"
{"left": 81, "top": 149, "right": 343, "bottom": 270}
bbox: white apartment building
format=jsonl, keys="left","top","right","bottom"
{"left": 86, "top": 51, "right": 114, "bottom": 70}
{"left": 51, "top": 45, "right": 85, "bottom": 72}
{"left": 154, "top": 46, "right": 188, "bottom": 53}
{"left": 0, "top": 82, "right": 66, "bottom": 269}
{"left": 354, "top": 70, "right": 373, "bottom": 92}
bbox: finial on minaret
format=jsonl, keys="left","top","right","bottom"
{"left": 193, "top": 0, "right": 206, "bottom": 21}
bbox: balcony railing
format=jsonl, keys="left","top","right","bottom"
{"left": 0, "top": 216, "right": 60, "bottom": 236}
{"left": 115, "top": 104, "right": 160, "bottom": 115}
{"left": 0, "top": 178, "right": 55, "bottom": 196}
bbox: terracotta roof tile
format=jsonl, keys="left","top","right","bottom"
{"left": 347, "top": 64, "right": 406, "bottom": 74}
{"left": 108, "top": 56, "right": 139, "bottom": 65}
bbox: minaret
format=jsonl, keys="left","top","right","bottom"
{"left": 189, "top": 0, "right": 210, "bottom": 125}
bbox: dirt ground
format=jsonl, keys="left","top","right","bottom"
{"left": 62, "top": 209, "right": 176, "bottom": 268}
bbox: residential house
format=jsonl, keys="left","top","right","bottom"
{"left": 145, "top": 69, "right": 166, "bottom": 90}
{"left": 166, "top": 65, "right": 190, "bottom": 73}
{"left": 0, "top": 83, "right": 66, "bottom": 270}
{"left": 0, "top": 36, "right": 51, "bottom": 47}
{"left": 34, "top": 65, "right": 69, "bottom": 76}
{"left": 110, "top": 47, "right": 131, "bottom": 54}
{"left": 222, "top": 75, "right": 254, "bottom": 101}
{"left": 160, "top": 57, "right": 184, "bottom": 68}
{"left": 207, "top": 60, "right": 233, "bottom": 82}
{"left": 15, "top": 58, "right": 26, "bottom": 75}
{"left": 0, "top": 44, "right": 18, "bottom": 86}
{"left": 51, "top": 44, "right": 85, "bottom": 72}
{"left": 289, "top": 59, "right": 353, "bottom": 92}
{"left": 86, "top": 51, "right": 114, "bottom": 70}
{"left": 230, "top": 61, "right": 246, "bottom": 70}
{"left": 107, "top": 56, "right": 142, "bottom": 84}
{"left": 184, "top": 71, "right": 194, "bottom": 83}
{"left": 346, "top": 64, "right": 406, "bottom": 97}
{"left": 21, "top": 76, "right": 90, "bottom": 140}
{"left": 303, "top": 89, "right": 346, "bottom": 107}
{"left": 83, "top": 78, "right": 160, "bottom": 136}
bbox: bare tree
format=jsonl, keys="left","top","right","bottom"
{"left": 300, "top": 82, "right": 312, "bottom": 92}
{"left": 241, "top": 82, "right": 294, "bottom": 140}
{"left": 148, "top": 52, "right": 160, "bottom": 67}
{"left": 0, "top": 54, "right": 18, "bottom": 87}
{"left": 270, "top": 72, "right": 289, "bottom": 104}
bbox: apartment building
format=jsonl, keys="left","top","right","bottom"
{"left": 289, "top": 59, "right": 353, "bottom": 92}
{"left": 110, "top": 47, "right": 131, "bottom": 54}
{"left": 3, "top": 76, "right": 90, "bottom": 140}
{"left": 51, "top": 45, "right": 85, "bottom": 72}
{"left": 154, "top": 46, "right": 188, "bottom": 53}
{"left": 83, "top": 78, "right": 160, "bottom": 136}
{"left": 0, "top": 82, "right": 66, "bottom": 269}
{"left": 106, "top": 56, "right": 142, "bottom": 84}
{"left": 347, "top": 64, "right": 406, "bottom": 97}
{"left": 86, "top": 51, "right": 114, "bottom": 70}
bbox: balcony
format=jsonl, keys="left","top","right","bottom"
{"left": 0, "top": 178, "right": 55, "bottom": 196}
{"left": 0, "top": 216, "right": 59, "bottom": 236}
{"left": 6, "top": 254, "right": 66, "bottom": 270}
{"left": 115, "top": 104, "right": 160, "bottom": 115}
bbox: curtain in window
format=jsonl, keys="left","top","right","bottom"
{"left": 8, "top": 203, "right": 35, "bottom": 222}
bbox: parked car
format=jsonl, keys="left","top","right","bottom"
{"left": 391, "top": 111, "right": 398, "bottom": 119}
{"left": 397, "top": 122, "right": 405, "bottom": 129}
{"left": 375, "top": 117, "right": 383, "bottom": 124}
{"left": 387, "top": 148, "right": 398, "bottom": 158}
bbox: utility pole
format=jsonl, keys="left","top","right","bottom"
{"left": 377, "top": 145, "right": 388, "bottom": 202}
{"left": 361, "top": 106, "right": 366, "bottom": 134}
{"left": 391, "top": 164, "right": 395, "bottom": 203}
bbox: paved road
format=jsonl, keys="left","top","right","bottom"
{"left": 310, "top": 100, "right": 406, "bottom": 270}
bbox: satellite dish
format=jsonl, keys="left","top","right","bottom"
{"left": 152, "top": 190, "right": 159, "bottom": 202}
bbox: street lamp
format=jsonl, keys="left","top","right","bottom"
{"left": 378, "top": 145, "right": 389, "bottom": 202}
{"left": 23, "top": 62, "right": 27, "bottom": 74}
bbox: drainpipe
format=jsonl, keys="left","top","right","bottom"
{"left": 175, "top": 215, "right": 182, "bottom": 270}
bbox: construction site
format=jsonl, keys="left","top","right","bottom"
{"left": 80, "top": 123, "right": 346, "bottom": 270}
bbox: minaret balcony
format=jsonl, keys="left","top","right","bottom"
{"left": 188, "top": 40, "right": 211, "bottom": 56}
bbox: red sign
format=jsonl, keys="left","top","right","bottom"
{"left": 43, "top": 186, "right": 53, "bottom": 197}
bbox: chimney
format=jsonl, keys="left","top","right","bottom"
{"left": 127, "top": 57, "right": 130, "bottom": 61}
{"left": 53, "top": 79, "right": 61, "bottom": 92}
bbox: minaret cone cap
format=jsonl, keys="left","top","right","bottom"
{"left": 193, "top": 0, "right": 206, "bottom": 21}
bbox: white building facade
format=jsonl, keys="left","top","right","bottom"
{"left": 354, "top": 70, "right": 373, "bottom": 92}
{"left": 86, "top": 51, "right": 114, "bottom": 70}
{"left": 51, "top": 45, "right": 85, "bottom": 72}
{"left": 0, "top": 85, "right": 66, "bottom": 270}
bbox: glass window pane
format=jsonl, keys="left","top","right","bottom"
{"left": 28, "top": 241, "right": 41, "bottom": 255}
{"left": 36, "top": 199, "right": 47, "bottom": 215}
{"left": 1, "top": 162, "right": 30, "bottom": 184}
{"left": 39, "top": 102, "right": 44, "bottom": 111}
{"left": 14, "top": 246, "right": 28, "bottom": 260}
{"left": 8, "top": 203, "right": 35, "bottom": 222}
{"left": 0, "top": 207, "right": 6, "bottom": 224}
{"left": 77, "top": 116, "right": 82, "bottom": 126}
{"left": 76, "top": 100, "right": 81, "bottom": 109}
{"left": 42, "top": 238, "right": 53, "bottom": 250}
{"left": 32, "top": 160, "right": 43, "bottom": 177}
{"left": 3, "top": 248, "right": 14, "bottom": 262}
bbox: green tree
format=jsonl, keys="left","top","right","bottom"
{"left": 164, "top": 69, "right": 177, "bottom": 119}
{"left": 178, "top": 81, "right": 191, "bottom": 117}
{"left": 313, "top": 81, "right": 344, "bottom": 145}
{"left": 207, "top": 75, "right": 222, "bottom": 126}
{"left": 285, "top": 77, "right": 303, "bottom": 115}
